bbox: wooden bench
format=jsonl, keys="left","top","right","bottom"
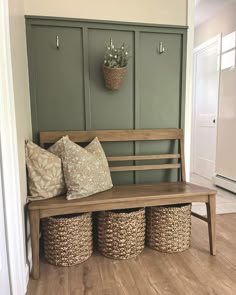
{"left": 28, "top": 129, "right": 216, "bottom": 279}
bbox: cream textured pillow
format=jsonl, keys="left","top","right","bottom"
{"left": 48, "top": 136, "right": 66, "bottom": 158}
{"left": 26, "top": 141, "right": 65, "bottom": 201}
{"left": 61, "top": 136, "right": 113, "bottom": 200}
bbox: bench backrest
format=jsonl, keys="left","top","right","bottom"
{"left": 40, "top": 129, "right": 186, "bottom": 182}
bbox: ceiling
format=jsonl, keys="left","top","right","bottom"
{"left": 195, "top": 0, "right": 236, "bottom": 27}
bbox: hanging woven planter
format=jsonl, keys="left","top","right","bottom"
{"left": 103, "top": 66, "right": 127, "bottom": 90}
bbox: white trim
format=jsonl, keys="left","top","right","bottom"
{"left": 191, "top": 34, "right": 221, "bottom": 176}
{"left": 194, "top": 34, "right": 221, "bottom": 54}
{"left": 0, "top": 162, "right": 11, "bottom": 294}
{"left": 0, "top": 0, "right": 27, "bottom": 294}
{"left": 213, "top": 175, "right": 236, "bottom": 193}
{"left": 184, "top": 0, "right": 195, "bottom": 181}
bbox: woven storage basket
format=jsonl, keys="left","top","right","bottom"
{"left": 42, "top": 212, "right": 93, "bottom": 266}
{"left": 146, "top": 204, "right": 191, "bottom": 253}
{"left": 98, "top": 208, "right": 145, "bottom": 259}
{"left": 103, "top": 66, "right": 127, "bottom": 90}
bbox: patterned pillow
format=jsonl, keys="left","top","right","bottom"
{"left": 48, "top": 136, "right": 66, "bottom": 158}
{"left": 61, "top": 136, "right": 113, "bottom": 200}
{"left": 26, "top": 141, "right": 65, "bottom": 201}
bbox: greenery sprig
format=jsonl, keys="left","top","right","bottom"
{"left": 104, "top": 39, "right": 129, "bottom": 68}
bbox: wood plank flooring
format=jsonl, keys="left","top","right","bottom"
{"left": 27, "top": 214, "right": 236, "bottom": 295}
{"left": 191, "top": 173, "right": 236, "bottom": 215}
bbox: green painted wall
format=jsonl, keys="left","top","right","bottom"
{"left": 25, "top": 16, "right": 187, "bottom": 185}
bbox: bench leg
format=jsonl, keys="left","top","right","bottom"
{"left": 206, "top": 194, "right": 216, "bottom": 255}
{"left": 29, "top": 210, "right": 40, "bottom": 279}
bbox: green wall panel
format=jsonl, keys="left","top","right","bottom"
{"left": 135, "top": 141, "right": 179, "bottom": 183}
{"left": 88, "top": 29, "right": 134, "bottom": 130}
{"left": 139, "top": 33, "right": 182, "bottom": 128}
{"left": 102, "top": 142, "right": 134, "bottom": 185}
{"left": 88, "top": 29, "right": 135, "bottom": 184}
{"left": 26, "top": 17, "right": 187, "bottom": 185}
{"left": 135, "top": 32, "right": 182, "bottom": 183}
{"left": 29, "top": 25, "right": 85, "bottom": 140}
{"left": 139, "top": 32, "right": 182, "bottom": 129}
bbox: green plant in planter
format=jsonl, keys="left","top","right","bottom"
{"left": 104, "top": 39, "right": 129, "bottom": 68}
{"left": 103, "top": 39, "right": 130, "bottom": 90}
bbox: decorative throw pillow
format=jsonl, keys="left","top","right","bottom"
{"left": 48, "top": 136, "right": 66, "bottom": 158}
{"left": 26, "top": 141, "right": 65, "bottom": 201}
{"left": 61, "top": 136, "right": 113, "bottom": 200}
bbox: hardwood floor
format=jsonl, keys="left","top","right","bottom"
{"left": 191, "top": 173, "right": 236, "bottom": 215}
{"left": 27, "top": 214, "right": 236, "bottom": 295}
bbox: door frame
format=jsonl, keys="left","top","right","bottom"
{"left": 191, "top": 34, "right": 222, "bottom": 177}
{"left": 0, "top": 166, "right": 11, "bottom": 294}
{"left": 0, "top": 0, "right": 27, "bottom": 294}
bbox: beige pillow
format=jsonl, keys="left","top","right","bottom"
{"left": 48, "top": 136, "right": 65, "bottom": 158}
{"left": 61, "top": 136, "right": 113, "bottom": 200}
{"left": 26, "top": 141, "right": 65, "bottom": 201}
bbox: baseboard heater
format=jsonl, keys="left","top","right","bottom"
{"left": 213, "top": 174, "right": 236, "bottom": 193}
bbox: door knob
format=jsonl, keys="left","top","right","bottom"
{"left": 213, "top": 119, "right": 216, "bottom": 123}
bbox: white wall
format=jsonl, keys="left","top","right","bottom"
{"left": 194, "top": 1, "right": 236, "bottom": 181}
{"left": 24, "top": 0, "right": 187, "bottom": 25}
{"left": 8, "top": 0, "right": 32, "bottom": 277}
{"left": 195, "top": 2, "right": 236, "bottom": 46}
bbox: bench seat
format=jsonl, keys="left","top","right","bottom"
{"left": 29, "top": 182, "right": 216, "bottom": 218}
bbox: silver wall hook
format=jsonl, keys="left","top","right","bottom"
{"left": 159, "top": 41, "right": 165, "bottom": 54}
{"left": 56, "top": 35, "right": 59, "bottom": 49}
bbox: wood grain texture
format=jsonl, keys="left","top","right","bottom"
{"left": 29, "top": 210, "right": 40, "bottom": 280}
{"left": 40, "top": 129, "right": 183, "bottom": 147}
{"left": 38, "top": 195, "right": 209, "bottom": 219}
{"left": 206, "top": 194, "right": 216, "bottom": 255}
{"left": 28, "top": 182, "right": 215, "bottom": 211}
{"left": 26, "top": 214, "right": 236, "bottom": 295}
{"left": 110, "top": 163, "right": 181, "bottom": 172}
{"left": 180, "top": 137, "right": 186, "bottom": 182}
{"left": 107, "top": 154, "right": 181, "bottom": 161}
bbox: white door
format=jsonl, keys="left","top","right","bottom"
{"left": 0, "top": 166, "right": 11, "bottom": 295}
{"left": 191, "top": 35, "right": 221, "bottom": 179}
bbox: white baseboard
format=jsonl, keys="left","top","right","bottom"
{"left": 213, "top": 175, "right": 236, "bottom": 193}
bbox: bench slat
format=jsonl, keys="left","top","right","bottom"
{"left": 110, "top": 163, "right": 181, "bottom": 172}
{"left": 107, "top": 154, "right": 180, "bottom": 162}
{"left": 40, "top": 129, "right": 183, "bottom": 147}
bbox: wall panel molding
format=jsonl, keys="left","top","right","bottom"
{"left": 25, "top": 16, "right": 187, "bottom": 184}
